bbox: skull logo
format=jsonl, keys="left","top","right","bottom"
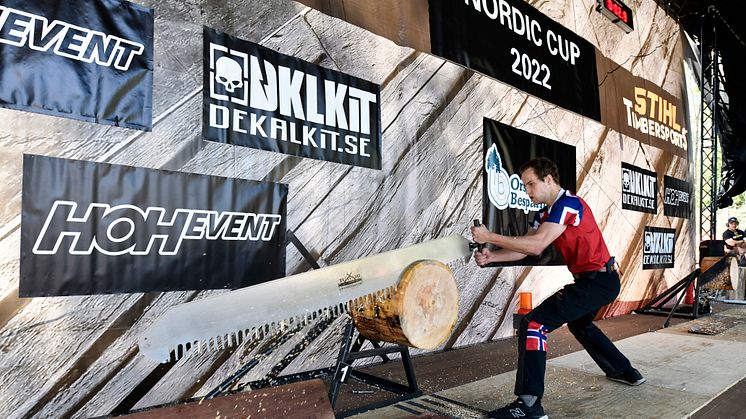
{"left": 215, "top": 56, "right": 244, "bottom": 93}
{"left": 622, "top": 170, "right": 631, "bottom": 191}
{"left": 644, "top": 232, "right": 652, "bottom": 252}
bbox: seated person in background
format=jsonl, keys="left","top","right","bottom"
{"left": 723, "top": 217, "right": 746, "bottom": 266}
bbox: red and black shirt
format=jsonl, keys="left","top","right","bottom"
{"left": 532, "top": 189, "right": 611, "bottom": 274}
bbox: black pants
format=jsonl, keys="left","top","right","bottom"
{"left": 514, "top": 271, "right": 633, "bottom": 398}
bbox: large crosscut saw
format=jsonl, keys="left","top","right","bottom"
{"left": 139, "top": 235, "right": 473, "bottom": 363}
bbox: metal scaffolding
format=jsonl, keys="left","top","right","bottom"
{"left": 699, "top": 8, "right": 722, "bottom": 242}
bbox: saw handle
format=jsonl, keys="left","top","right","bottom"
{"left": 469, "top": 220, "right": 484, "bottom": 253}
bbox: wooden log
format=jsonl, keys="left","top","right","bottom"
{"left": 701, "top": 256, "right": 739, "bottom": 291}
{"left": 351, "top": 260, "right": 458, "bottom": 349}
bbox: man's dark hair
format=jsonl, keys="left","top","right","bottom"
{"left": 519, "top": 158, "right": 560, "bottom": 184}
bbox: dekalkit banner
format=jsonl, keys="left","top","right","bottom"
{"left": 642, "top": 226, "right": 675, "bottom": 269}
{"left": 429, "top": 0, "right": 601, "bottom": 121}
{"left": 663, "top": 175, "right": 691, "bottom": 218}
{"left": 482, "top": 118, "right": 576, "bottom": 266}
{"left": 20, "top": 155, "right": 287, "bottom": 297}
{"left": 621, "top": 162, "right": 657, "bottom": 214}
{"left": 203, "top": 26, "right": 382, "bottom": 169}
{"left": 0, "top": 0, "right": 153, "bottom": 130}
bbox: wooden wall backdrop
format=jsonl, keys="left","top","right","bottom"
{"left": 0, "top": 0, "right": 696, "bottom": 416}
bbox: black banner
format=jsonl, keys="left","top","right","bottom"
{"left": 20, "top": 155, "right": 287, "bottom": 297}
{"left": 663, "top": 175, "right": 691, "bottom": 218}
{"left": 203, "top": 26, "right": 382, "bottom": 169}
{"left": 642, "top": 226, "right": 675, "bottom": 269}
{"left": 482, "top": 118, "right": 576, "bottom": 266}
{"left": 621, "top": 162, "right": 657, "bottom": 213}
{"left": 429, "top": 0, "right": 601, "bottom": 121}
{"left": 0, "top": 0, "right": 153, "bottom": 130}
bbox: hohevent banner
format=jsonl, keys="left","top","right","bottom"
{"left": 663, "top": 175, "right": 691, "bottom": 219}
{"left": 642, "top": 226, "right": 675, "bottom": 269}
{"left": 621, "top": 162, "right": 657, "bottom": 214}
{"left": 20, "top": 154, "right": 287, "bottom": 297}
{"left": 203, "top": 26, "right": 382, "bottom": 169}
{"left": 482, "top": 118, "right": 576, "bottom": 266}
{"left": 0, "top": 0, "right": 153, "bottom": 130}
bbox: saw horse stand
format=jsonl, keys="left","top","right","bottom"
{"left": 206, "top": 231, "right": 421, "bottom": 417}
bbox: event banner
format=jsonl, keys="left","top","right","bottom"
{"left": 597, "top": 53, "right": 689, "bottom": 159}
{"left": 621, "top": 162, "right": 657, "bottom": 214}
{"left": 642, "top": 226, "right": 675, "bottom": 269}
{"left": 428, "top": 0, "right": 601, "bottom": 121}
{"left": 203, "top": 26, "right": 382, "bottom": 169}
{"left": 482, "top": 118, "right": 576, "bottom": 267}
{"left": 0, "top": 0, "right": 153, "bottom": 131}
{"left": 298, "top": 0, "right": 601, "bottom": 121}
{"left": 20, "top": 155, "right": 287, "bottom": 297}
{"left": 663, "top": 175, "right": 691, "bottom": 218}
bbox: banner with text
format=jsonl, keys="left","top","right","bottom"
{"left": 428, "top": 0, "right": 601, "bottom": 121}
{"left": 483, "top": 118, "right": 576, "bottom": 267}
{"left": 643, "top": 226, "right": 675, "bottom": 269}
{"left": 20, "top": 154, "right": 287, "bottom": 297}
{"left": 663, "top": 175, "right": 691, "bottom": 218}
{"left": 203, "top": 26, "right": 382, "bottom": 169}
{"left": 598, "top": 53, "right": 689, "bottom": 158}
{"left": 621, "top": 162, "right": 657, "bottom": 214}
{"left": 0, "top": 0, "right": 153, "bottom": 130}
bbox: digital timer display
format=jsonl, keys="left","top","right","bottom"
{"left": 596, "top": 0, "right": 634, "bottom": 33}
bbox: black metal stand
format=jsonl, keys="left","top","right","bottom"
{"left": 635, "top": 268, "right": 712, "bottom": 327}
{"left": 329, "top": 319, "right": 421, "bottom": 417}
{"left": 206, "top": 232, "right": 420, "bottom": 415}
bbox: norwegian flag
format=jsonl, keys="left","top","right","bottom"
{"left": 526, "top": 321, "right": 548, "bottom": 352}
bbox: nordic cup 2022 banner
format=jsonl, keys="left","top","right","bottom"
{"left": 20, "top": 155, "right": 287, "bottom": 297}
{"left": 482, "top": 118, "right": 576, "bottom": 267}
{"left": 203, "top": 26, "right": 382, "bottom": 170}
{"left": 429, "top": 0, "right": 601, "bottom": 121}
{"left": 642, "top": 226, "right": 675, "bottom": 270}
{"left": 0, "top": 0, "right": 153, "bottom": 131}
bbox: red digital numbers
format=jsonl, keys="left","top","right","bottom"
{"left": 605, "top": 0, "right": 629, "bottom": 23}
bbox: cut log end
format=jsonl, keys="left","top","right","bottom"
{"left": 351, "top": 259, "right": 459, "bottom": 349}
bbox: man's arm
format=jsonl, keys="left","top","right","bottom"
{"left": 724, "top": 230, "right": 744, "bottom": 247}
{"left": 474, "top": 230, "right": 536, "bottom": 266}
{"left": 471, "top": 221, "right": 567, "bottom": 256}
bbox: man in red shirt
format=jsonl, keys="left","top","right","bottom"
{"left": 471, "top": 158, "right": 644, "bottom": 419}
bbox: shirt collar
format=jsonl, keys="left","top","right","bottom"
{"left": 548, "top": 188, "right": 566, "bottom": 213}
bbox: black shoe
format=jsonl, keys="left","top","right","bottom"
{"left": 487, "top": 398, "right": 548, "bottom": 419}
{"left": 607, "top": 368, "right": 646, "bottom": 386}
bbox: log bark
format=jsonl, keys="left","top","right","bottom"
{"left": 351, "top": 259, "right": 458, "bottom": 349}
{"left": 701, "top": 256, "right": 739, "bottom": 291}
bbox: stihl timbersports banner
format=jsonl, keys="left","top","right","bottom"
{"left": 203, "top": 26, "right": 382, "bottom": 169}
{"left": 482, "top": 118, "right": 576, "bottom": 266}
{"left": 0, "top": 0, "right": 153, "bottom": 131}
{"left": 298, "top": 0, "right": 601, "bottom": 122}
{"left": 642, "top": 226, "right": 675, "bottom": 269}
{"left": 663, "top": 175, "right": 691, "bottom": 219}
{"left": 20, "top": 155, "right": 287, "bottom": 297}
{"left": 597, "top": 53, "right": 689, "bottom": 159}
{"left": 621, "top": 162, "right": 657, "bottom": 214}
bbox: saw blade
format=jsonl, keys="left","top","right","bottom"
{"left": 139, "top": 235, "right": 472, "bottom": 362}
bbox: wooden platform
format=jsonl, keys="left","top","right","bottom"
{"left": 350, "top": 305, "right": 746, "bottom": 418}
{"left": 114, "top": 379, "right": 333, "bottom": 419}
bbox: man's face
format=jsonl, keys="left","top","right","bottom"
{"left": 729, "top": 221, "right": 739, "bottom": 231}
{"left": 521, "top": 168, "right": 550, "bottom": 205}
